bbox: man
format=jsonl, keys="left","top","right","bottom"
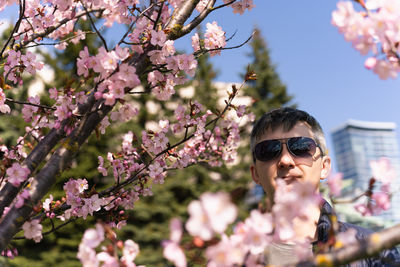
{"left": 250, "top": 107, "right": 400, "bottom": 266}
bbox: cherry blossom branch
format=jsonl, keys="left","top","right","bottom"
{"left": 0, "top": 99, "right": 114, "bottom": 250}
{"left": 5, "top": 98, "right": 56, "bottom": 110}
{"left": 17, "top": 8, "right": 104, "bottom": 49}
{"left": 0, "top": 0, "right": 241, "bottom": 251}
{"left": 23, "top": 31, "right": 94, "bottom": 49}
{"left": 212, "top": 0, "right": 236, "bottom": 11}
{"left": 0, "top": 124, "right": 69, "bottom": 218}
{"left": 165, "top": 0, "right": 200, "bottom": 38}
{"left": 0, "top": 29, "right": 158, "bottom": 248}
{"left": 297, "top": 224, "right": 400, "bottom": 267}
{"left": 194, "top": 31, "right": 254, "bottom": 57}
{"left": 12, "top": 218, "right": 77, "bottom": 240}
{"left": 331, "top": 192, "right": 367, "bottom": 204}
{"left": 102, "top": 90, "right": 242, "bottom": 196}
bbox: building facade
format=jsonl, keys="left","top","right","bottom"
{"left": 331, "top": 120, "right": 400, "bottom": 222}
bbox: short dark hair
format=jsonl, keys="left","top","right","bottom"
{"left": 250, "top": 107, "right": 327, "bottom": 160}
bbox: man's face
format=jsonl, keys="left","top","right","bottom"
{"left": 250, "top": 122, "right": 331, "bottom": 205}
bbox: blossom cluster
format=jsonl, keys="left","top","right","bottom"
{"left": 4, "top": 50, "right": 44, "bottom": 85}
{"left": 163, "top": 182, "right": 322, "bottom": 267}
{"left": 332, "top": 0, "right": 400, "bottom": 79}
{"left": 326, "top": 157, "right": 394, "bottom": 216}
{"left": 355, "top": 157, "right": 394, "bottom": 216}
{"left": 78, "top": 223, "right": 142, "bottom": 267}
{"left": 192, "top": 21, "right": 227, "bottom": 56}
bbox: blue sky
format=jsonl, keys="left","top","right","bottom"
{"left": 2, "top": 1, "right": 400, "bottom": 171}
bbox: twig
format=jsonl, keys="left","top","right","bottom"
{"left": 82, "top": 4, "right": 108, "bottom": 52}
{"left": 0, "top": 0, "right": 25, "bottom": 58}
{"left": 194, "top": 31, "right": 255, "bottom": 57}
{"left": 5, "top": 98, "right": 56, "bottom": 110}
{"left": 331, "top": 192, "right": 367, "bottom": 204}
{"left": 153, "top": 1, "right": 165, "bottom": 30}
{"left": 212, "top": 0, "right": 236, "bottom": 11}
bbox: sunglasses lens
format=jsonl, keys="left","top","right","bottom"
{"left": 287, "top": 137, "right": 317, "bottom": 157}
{"left": 254, "top": 140, "right": 281, "bottom": 161}
{"left": 254, "top": 137, "right": 319, "bottom": 162}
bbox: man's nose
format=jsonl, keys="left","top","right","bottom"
{"left": 277, "top": 144, "right": 295, "bottom": 168}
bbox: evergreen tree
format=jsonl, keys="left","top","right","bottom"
{"left": 243, "top": 27, "right": 295, "bottom": 116}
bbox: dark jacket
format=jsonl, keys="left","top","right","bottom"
{"left": 314, "top": 200, "right": 400, "bottom": 266}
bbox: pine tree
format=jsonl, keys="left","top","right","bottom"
{"left": 243, "top": 27, "right": 295, "bottom": 117}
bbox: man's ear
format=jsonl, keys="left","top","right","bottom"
{"left": 250, "top": 164, "right": 260, "bottom": 185}
{"left": 320, "top": 155, "right": 331, "bottom": 180}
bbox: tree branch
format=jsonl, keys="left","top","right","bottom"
{"left": 165, "top": 0, "right": 201, "bottom": 39}
{"left": 170, "top": 0, "right": 217, "bottom": 40}
{"left": 297, "top": 224, "right": 400, "bottom": 267}
{"left": 5, "top": 98, "right": 56, "bottom": 110}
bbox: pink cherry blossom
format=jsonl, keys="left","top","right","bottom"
{"left": 15, "top": 189, "right": 30, "bottom": 208}
{"left": 98, "top": 156, "right": 108, "bottom": 176}
{"left": 22, "top": 219, "right": 43, "bottom": 243}
{"left": 96, "top": 252, "right": 119, "bottom": 266}
{"left": 81, "top": 194, "right": 105, "bottom": 219}
{"left": 185, "top": 192, "right": 237, "bottom": 240}
{"left": 236, "top": 105, "right": 246, "bottom": 117}
{"left": 99, "top": 116, "right": 110, "bottom": 134}
{"left": 22, "top": 95, "right": 40, "bottom": 122}
{"left": 354, "top": 203, "right": 373, "bottom": 216}
{"left": 168, "top": 0, "right": 184, "bottom": 8}
{"left": 122, "top": 239, "right": 140, "bottom": 263}
{"left": 204, "top": 21, "right": 226, "bottom": 56}
{"left": 81, "top": 223, "right": 105, "bottom": 249}
{"left": 163, "top": 241, "right": 187, "bottom": 267}
{"left": 370, "top": 157, "right": 396, "bottom": 184}
{"left": 191, "top": 33, "right": 201, "bottom": 52}
{"left": 332, "top": 1, "right": 400, "bottom": 78}
{"left": 365, "top": 57, "right": 377, "bottom": 70}
{"left": 231, "top": 0, "right": 255, "bottom": 15}
{"left": 162, "top": 219, "right": 186, "bottom": 267}
{"left": 150, "top": 29, "right": 167, "bottom": 47}
{"left": 77, "top": 243, "right": 98, "bottom": 267}
{"left": 272, "top": 179, "right": 321, "bottom": 242}
{"left": 327, "top": 172, "right": 343, "bottom": 197}
{"left": 0, "top": 88, "right": 10, "bottom": 114}
{"left": 43, "top": 194, "right": 54, "bottom": 214}
{"left": 372, "top": 191, "right": 391, "bottom": 212}
{"left": 49, "top": 87, "right": 58, "bottom": 100}
{"left": 205, "top": 234, "right": 246, "bottom": 267}
{"left": 77, "top": 46, "right": 94, "bottom": 77}
{"left": 372, "top": 59, "right": 398, "bottom": 80}
{"left": 6, "top": 162, "right": 30, "bottom": 187}
{"left": 162, "top": 40, "right": 175, "bottom": 56}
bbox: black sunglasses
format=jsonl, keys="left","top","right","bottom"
{"left": 253, "top": 137, "right": 323, "bottom": 162}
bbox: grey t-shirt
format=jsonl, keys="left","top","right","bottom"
{"left": 265, "top": 242, "right": 312, "bottom": 267}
